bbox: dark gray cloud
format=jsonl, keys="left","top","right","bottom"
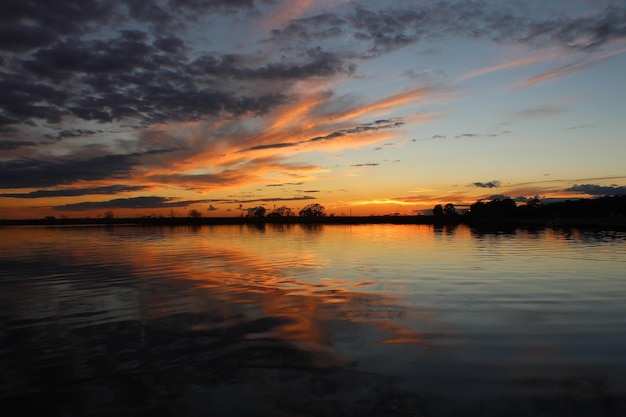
{"left": 168, "top": 0, "right": 256, "bottom": 14}
{"left": 0, "top": 72, "right": 68, "bottom": 124}
{"left": 0, "top": 185, "right": 148, "bottom": 199}
{"left": 454, "top": 133, "right": 498, "bottom": 139}
{"left": 2, "top": 5, "right": 343, "bottom": 129}
{"left": 240, "top": 118, "right": 404, "bottom": 152}
{"left": 473, "top": 180, "right": 501, "bottom": 188}
{"left": 0, "top": 0, "right": 116, "bottom": 48}
{"left": 3, "top": 1, "right": 624, "bottom": 132}
{"left": 53, "top": 196, "right": 214, "bottom": 211}
{"left": 526, "top": 6, "right": 626, "bottom": 50}
{"left": 48, "top": 129, "right": 102, "bottom": 141}
{"left": 0, "top": 154, "right": 141, "bottom": 188}
{"left": 487, "top": 194, "right": 511, "bottom": 200}
{"left": 246, "top": 142, "right": 297, "bottom": 152}
{"left": 306, "top": 118, "right": 404, "bottom": 143}
{"left": 0, "top": 140, "right": 36, "bottom": 150}
{"left": 265, "top": 182, "right": 305, "bottom": 187}
{"left": 351, "top": 163, "right": 379, "bottom": 167}
{"left": 564, "top": 183, "right": 626, "bottom": 196}
{"left": 0, "top": 24, "right": 58, "bottom": 52}
{"left": 188, "top": 48, "right": 354, "bottom": 80}
{"left": 205, "top": 196, "right": 316, "bottom": 204}
{"left": 0, "top": 0, "right": 258, "bottom": 48}
{"left": 269, "top": 2, "right": 626, "bottom": 55}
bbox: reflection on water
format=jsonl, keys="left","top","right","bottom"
{"left": 1, "top": 224, "right": 625, "bottom": 416}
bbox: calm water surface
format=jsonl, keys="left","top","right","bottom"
{"left": 1, "top": 224, "right": 625, "bottom": 416}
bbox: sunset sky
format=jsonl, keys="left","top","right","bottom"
{"left": 1, "top": 0, "right": 626, "bottom": 219}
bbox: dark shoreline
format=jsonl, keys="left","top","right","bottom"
{"left": 2, "top": 215, "right": 626, "bottom": 231}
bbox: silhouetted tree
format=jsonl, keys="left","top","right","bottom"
{"left": 103, "top": 211, "right": 115, "bottom": 219}
{"left": 467, "top": 198, "right": 516, "bottom": 219}
{"left": 247, "top": 206, "right": 267, "bottom": 217}
{"left": 188, "top": 209, "right": 202, "bottom": 218}
{"left": 517, "top": 197, "right": 542, "bottom": 218}
{"left": 444, "top": 203, "right": 457, "bottom": 217}
{"left": 267, "top": 205, "right": 293, "bottom": 217}
{"left": 433, "top": 204, "right": 444, "bottom": 217}
{"left": 299, "top": 203, "right": 325, "bottom": 217}
{"left": 526, "top": 197, "right": 542, "bottom": 209}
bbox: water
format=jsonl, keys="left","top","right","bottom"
{"left": 1, "top": 224, "right": 625, "bottom": 416}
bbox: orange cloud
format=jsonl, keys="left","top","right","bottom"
{"left": 131, "top": 82, "right": 446, "bottom": 195}
{"left": 513, "top": 47, "right": 626, "bottom": 89}
{"left": 256, "top": 0, "right": 351, "bottom": 32}
{"left": 458, "top": 53, "right": 555, "bottom": 81}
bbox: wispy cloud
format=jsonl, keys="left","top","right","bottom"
{"left": 0, "top": 185, "right": 148, "bottom": 199}
{"left": 53, "top": 196, "right": 214, "bottom": 211}
{"left": 458, "top": 52, "right": 558, "bottom": 81}
{"left": 507, "top": 105, "right": 569, "bottom": 120}
{"left": 472, "top": 180, "right": 501, "bottom": 189}
{"left": 564, "top": 183, "right": 626, "bottom": 196}
{"left": 514, "top": 47, "right": 626, "bottom": 89}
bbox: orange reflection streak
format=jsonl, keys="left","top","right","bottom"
{"left": 66, "top": 226, "right": 439, "bottom": 354}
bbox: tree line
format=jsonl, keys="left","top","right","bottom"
{"left": 433, "top": 195, "right": 626, "bottom": 221}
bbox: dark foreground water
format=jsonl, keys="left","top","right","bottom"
{"left": 1, "top": 224, "right": 625, "bottom": 416}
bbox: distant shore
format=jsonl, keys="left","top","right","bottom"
{"left": 2, "top": 215, "right": 626, "bottom": 230}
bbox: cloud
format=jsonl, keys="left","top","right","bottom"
{"left": 4, "top": 2, "right": 617, "bottom": 134}
{"left": 0, "top": 140, "right": 37, "bottom": 150}
{"left": 564, "top": 184, "right": 626, "bottom": 196}
{"left": 53, "top": 196, "right": 214, "bottom": 211}
{"left": 145, "top": 156, "right": 320, "bottom": 190}
{"left": 0, "top": 23, "right": 58, "bottom": 52}
{"left": 0, "top": 1, "right": 115, "bottom": 49}
{"left": 207, "top": 204, "right": 218, "bottom": 211}
{"left": 205, "top": 196, "right": 317, "bottom": 204}
{"left": 49, "top": 129, "right": 102, "bottom": 140}
{"left": 2, "top": 0, "right": 626, "bottom": 217}
{"left": 459, "top": 53, "right": 556, "bottom": 81}
{"left": 351, "top": 163, "right": 379, "bottom": 167}
{"left": 514, "top": 47, "right": 626, "bottom": 89}
{"left": 189, "top": 48, "right": 355, "bottom": 80}
{"left": 265, "top": 182, "right": 305, "bottom": 187}
{"left": 524, "top": 6, "right": 626, "bottom": 50}
{"left": 473, "top": 180, "right": 501, "bottom": 189}
{"left": 0, "top": 154, "right": 142, "bottom": 188}
{"left": 507, "top": 105, "right": 568, "bottom": 120}
{"left": 269, "top": 3, "right": 626, "bottom": 57}
{"left": 239, "top": 118, "right": 405, "bottom": 153}
{"left": 486, "top": 194, "right": 511, "bottom": 201}
{"left": 0, "top": 185, "right": 148, "bottom": 198}
{"left": 566, "top": 124, "right": 597, "bottom": 130}
{"left": 244, "top": 142, "right": 297, "bottom": 151}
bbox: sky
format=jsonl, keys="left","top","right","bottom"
{"left": 1, "top": 0, "right": 626, "bottom": 219}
